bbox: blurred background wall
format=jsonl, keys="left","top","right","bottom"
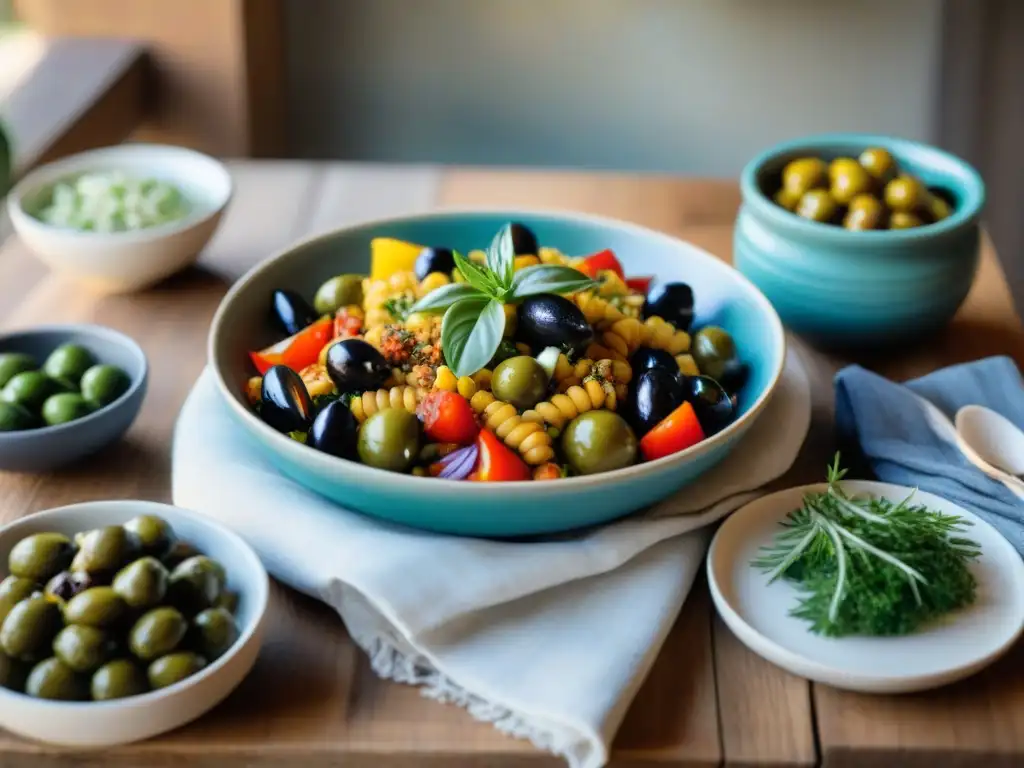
{"left": 286, "top": 0, "right": 944, "bottom": 175}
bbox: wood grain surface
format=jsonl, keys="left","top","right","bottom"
{"left": 0, "top": 162, "right": 1021, "bottom": 768}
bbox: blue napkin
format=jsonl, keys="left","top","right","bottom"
{"left": 835, "top": 355, "right": 1024, "bottom": 556}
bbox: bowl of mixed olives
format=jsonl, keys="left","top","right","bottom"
{"left": 0, "top": 324, "right": 147, "bottom": 472}
{"left": 735, "top": 133, "right": 985, "bottom": 348}
{"left": 0, "top": 500, "right": 268, "bottom": 747}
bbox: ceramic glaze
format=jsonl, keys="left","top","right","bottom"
{"left": 735, "top": 133, "right": 985, "bottom": 348}
{"left": 209, "top": 210, "right": 786, "bottom": 538}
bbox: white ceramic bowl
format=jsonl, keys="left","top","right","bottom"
{"left": 6, "top": 145, "right": 233, "bottom": 294}
{"left": 0, "top": 500, "right": 269, "bottom": 747}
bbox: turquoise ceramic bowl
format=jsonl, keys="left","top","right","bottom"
{"left": 735, "top": 133, "right": 985, "bottom": 348}
{"left": 208, "top": 211, "right": 785, "bottom": 538}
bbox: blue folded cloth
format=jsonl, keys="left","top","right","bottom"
{"left": 835, "top": 355, "right": 1024, "bottom": 556}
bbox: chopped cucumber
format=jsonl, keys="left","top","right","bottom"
{"left": 35, "top": 171, "right": 191, "bottom": 232}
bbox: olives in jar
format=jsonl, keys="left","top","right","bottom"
{"left": 314, "top": 274, "right": 364, "bottom": 316}
{"left": 0, "top": 401, "right": 34, "bottom": 432}
{"left": 781, "top": 157, "right": 827, "bottom": 197}
{"left": 0, "top": 595, "right": 63, "bottom": 661}
{"left": 9, "top": 532, "right": 75, "bottom": 581}
{"left": 113, "top": 557, "right": 169, "bottom": 609}
{"left": 691, "top": 326, "right": 738, "bottom": 383}
{"left": 829, "top": 158, "right": 873, "bottom": 205}
{"left": 883, "top": 175, "right": 925, "bottom": 213}
{"left": 889, "top": 211, "right": 924, "bottom": 230}
{"left": 687, "top": 376, "right": 735, "bottom": 436}
{"left": 516, "top": 295, "right": 593, "bottom": 356}
{"left": 508, "top": 222, "right": 539, "bottom": 255}
{"left": 130, "top": 606, "right": 188, "bottom": 661}
{"left": 72, "top": 525, "right": 139, "bottom": 575}
{"left": 53, "top": 625, "right": 116, "bottom": 672}
{"left": 414, "top": 248, "right": 457, "bottom": 280}
{"left": 641, "top": 282, "right": 695, "bottom": 333}
{"left": 0, "top": 352, "right": 36, "bottom": 389}
{"left": 561, "top": 411, "right": 637, "bottom": 476}
{"left": 627, "top": 368, "right": 686, "bottom": 438}
{"left": 858, "top": 147, "right": 897, "bottom": 184}
{"left": 492, "top": 356, "right": 548, "bottom": 409}
{"left": 124, "top": 514, "right": 176, "bottom": 558}
{"left": 26, "top": 657, "right": 87, "bottom": 700}
{"left": 843, "top": 194, "right": 886, "bottom": 231}
{"left": 272, "top": 289, "right": 319, "bottom": 336}
{"left": 308, "top": 400, "right": 359, "bottom": 459}
{"left": 167, "top": 556, "right": 226, "bottom": 616}
{"left": 43, "top": 344, "right": 96, "bottom": 386}
{"left": 259, "top": 365, "right": 314, "bottom": 434}
{"left": 42, "top": 393, "right": 93, "bottom": 426}
{"left": 795, "top": 189, "right": 837, "bottom": 223}
{"left": 91, "top": 659, "right": 148, "bottom": 701}
{"left": 1, "top": 371, "right": 59, "bottom": 412}
{"left": 357, "top": 409, "right": 421, "bottom": 472}
{"left": 189, "top": 607, "right": 239, "bottom": 660}
{"left": 148, "top": 651, "right": 206, "bottom": 690}
{"left": 325, "top": 339, "right": 391, "bottom": 394}
{"left": 772, "top": 188, "right": 801, "bottom": 213}
{"left": 64, "top": 587, "right": 127, "bottom": 628}
{"left": 80, "top": 364, "right": 131, "bottom": 408}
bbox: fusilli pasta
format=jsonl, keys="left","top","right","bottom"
{"left": 350, "top": 386, "right": 424, "bottom": 423}
{"left": 522, "top": 379, "right": 614, "bottom": 430}
{"left": 468, "top": 391, "right": 554, "bottom": 465}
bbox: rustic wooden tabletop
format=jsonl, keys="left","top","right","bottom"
{"left": 0, "top": 162, "right": 1022, "bottom": 768}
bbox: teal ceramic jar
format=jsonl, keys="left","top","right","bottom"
{"left": 735, "top": 134, "right": 985, "bottom": 348}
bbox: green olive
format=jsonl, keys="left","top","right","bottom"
{"left": 829, "top": 159, "right": 873, "bottom": 205}
{"left": 64, "top": 586, "right": 127, "bottom": 628}
{"left": 215, "top": 590, "right": 239, "bottom": 614}
{"left": 91, "top": 658, "right": 149, "bottom": 700}
{"left": 357, "top": 409, "right": 421, "bottom": 472}
{"left": 0, "top": 401, "right": 35, "bottom": 432}
{"left": 52, "top": 625, "right": 116, "bottom": 673}
{"left": 0, "top": 652, "right": 29, "bottom": 692}
{"left": 691, "top": 327, "right": 738, "bottom": 383}
{"left": 314, "top": 274, "right": 365, "bottom": 316}
{"left": 0, "top": 576, "right": 37, "bottom": 625}
{"left": 41, "top": 393, "right": 93, "bottom": 426}
{"left": 0, "top": 595, "right": 63, "bottom": 661}
{"left": 492, "top": 356, "right": 548, "bottom": 409}
{"left": 80, "top": 364, "right": 131, "bottom": 408}
{"left": 883, "top": 175, "right": 926, "bottom": 213}
{"left": 781, "top": 157, "right": 827, "bottom": 196}
{"left": 167, "top": 556, "right": 226, "bottom": 616}
{"left": 925, "top": 192, "right": 952, "bottom": 222}
{"left": 858, "top": 147, "right": 898, "bottom": 185}
{"left": 561, "top": 411, "right": 637, "bottom": 476}
{"left": 71, "top": 525, "right": 140, "bottom": 575}
{"left": 113, "top": 557, "right": 169, "bottom": 610}
{"left": 25, "top": 657, "right": 88, "bottom": 700}
{"left": 795, "top": 189, "right": 838, "bottom": 224}
{"left": 772, "top": 187, "right": 801, "bottom": 213}
{"left": 189, "top": 607, "right": 239, "bottom": 660}
{"left": 843, "top": 194, "right": 886, "bottom": 230}
{"left": 0, "top": 353, "right": 37, "bottom": 389}
{"left": 9, "top": 532, "right": 75, "bottom": 581}
{"left": 147, "top": 651, "right": 206, "bottom": 690}
{"left": 129, "top": 606, "right": 188, "bottom": 661}
{"left": 42, "top": 344, "right": 96, "bottom": 386}
{"left": 889, "top": 211, "right": 924, "bottom": 229}
{"left": 1, "top": 371, "right": 60, "bottom": 412}
{"left": 123, "top": 514, "right": 176, "bottom": 558}
{"left": 161, "top": 540, "right": 201, "bottom": 571}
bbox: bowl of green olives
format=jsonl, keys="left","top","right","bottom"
{"left": 735, "top": 133, "right": 985, "bottom": 348}
{"left": 0, "top": 500, "right": 268, "bottom": 746}
{"left": 0, "top": 324, "right": 148, "bottom": 471}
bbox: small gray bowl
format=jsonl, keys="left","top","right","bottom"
{"left": 0, "top": 324, "right": 148, "bottom": 472}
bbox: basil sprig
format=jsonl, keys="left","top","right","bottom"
{"left": 408, "top": 224, "right": 596, "bottom": 377}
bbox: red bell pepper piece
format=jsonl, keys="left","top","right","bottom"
{"left": 625, "top": 276, "right": 654, "bottom": 295}
{"left": 639, "top": 401, "right": 706, "bottom": 461}
{"left": 249, "top": 317, "right": 333, "bottom": 375}
{"left": 418, "top": 391, "right": 480, "bottom": 445}
{"left": 468, "top": 429, "right": 531, "bottom": 482}
{"left": 578, "top": 249, "right": 625, "bottom": 280}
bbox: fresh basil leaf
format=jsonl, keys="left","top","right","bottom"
{"left": 409, "top": 282, "right": 484, "bottom": 313}
{"left": 509, "top": 265, "right": 598, "bottom": 299}
{"left": 442, "top": 298, "right": 506, "bottom": 378}
{"left": 454, "top": 251, "right": 500, "bottom": 296}
{"left": 486, "top": 225, "right": 516, "bottom": 288}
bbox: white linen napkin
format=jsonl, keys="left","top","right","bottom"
{"left": 171, "top": 348, "right": 810, "bottom": 768}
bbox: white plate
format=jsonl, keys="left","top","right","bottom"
{"left": 707, "top": 481, "right": 1024, "bottom": 693}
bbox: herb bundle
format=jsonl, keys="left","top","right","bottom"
{"left": 752, "top": 455, "right": 981, "bottom": 637}
{"left": 408, "top": 225, "right": 595, "bottom": 377}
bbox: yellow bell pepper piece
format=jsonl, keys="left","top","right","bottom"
{"left": 370, "top": 238, "right": 425, "bottom": 280}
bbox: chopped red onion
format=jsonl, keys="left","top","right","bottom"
{"left": 438, "top": 443, "right": 479, "bottom": 480}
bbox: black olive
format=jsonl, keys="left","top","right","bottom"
{"left": 308, "top": 401, "right": 359, "bottom": 460}
{"left": 516, "top": 295, "right": 593, "bottom": 356}
{"left": 627, "top": 368, "right": 686, "bottom": 438}
{"left": 272, "top": 290, "right": 318, "bottom": 336}
{"left": 325, "top": 339, "right": 391, "bottom": 394}
{"left": 630, "top": 346, "right": 677, "bottom": 375}
{"left": 260, "top": 365, "right": 314, "bottom": 434}
{"left": 687, "top": 375, "right": 734, "bottom": 436}
{"left": 509, "top": 222, "right": 539, "bottom": 255}
{"left": 414, "top": 248, "right": 456, "bottom": 281}
{"left": 642, "top": 282, "right": 695, "bottom": 333}
{"left": 718, "top": 360, "right": 750, "bottom": 397}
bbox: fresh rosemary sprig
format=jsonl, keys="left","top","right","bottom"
{"left": 752, "top": 454, "right": 981, "bottom": 637}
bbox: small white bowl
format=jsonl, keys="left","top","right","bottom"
{"left": 0, "top": 500, "right": 269, "bottom": 747}
{"left": 6, "top": 145, "right": 233, "bottom": 294}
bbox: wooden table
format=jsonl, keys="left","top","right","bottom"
{"left": 0, "top": 162, "right": 1022, "bottom": 768}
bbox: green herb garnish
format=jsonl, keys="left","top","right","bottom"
{"left": 288, "top": 430, "right": 308, "bottom": 444}
{"left": 752, "top": 454, "right": 981, "bottom": 637}
{"left": 408, "top": 224, "right": 596, "bottom": 377}
{"left": 383, "top": 296, "right": 413, "bottom": 322}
